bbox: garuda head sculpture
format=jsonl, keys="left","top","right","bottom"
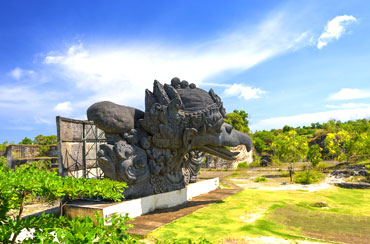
{"left": 87, "top": 77, "right": 252, "bottom": 199}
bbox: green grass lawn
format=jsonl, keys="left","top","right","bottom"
{"left": 148, "top": 187, "right": 370, "bottom": 243}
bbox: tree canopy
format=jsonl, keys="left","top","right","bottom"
{"left": 225, "top": 110, "right": 250, "bottom": 134}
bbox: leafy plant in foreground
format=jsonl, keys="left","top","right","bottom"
{"left": 0, "top": 157, "right": 133, "bottom": 243}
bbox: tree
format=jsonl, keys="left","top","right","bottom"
{"left": 33, "top": 135, "right": 57, "bottom": 145}
{"left": 0, "top": 158, "right": 135, "bottom": 243}
{"left": 324, "top": 130, "right": 356, "bottom": 162}
{"left": 253, "top": 137, "right": 266, "bottom": 154}
{"left": 224, "top": 110, "right": 249, "bottom": 134}
{"left": 252, "top": 130, "right": 275, "bottom": 155}
{"left": 272, "top": 130, "right": 309, "bottom": 163}
{"left": 282, "top": 125, "right": 293, "bottom": 132}
{"left": 307, "top": 144, "right": 322, "bottom": 167}
{"left": 19, "top": 137, "right": 33, "bottom": 145}
{"left": 0, "top": 141, "right": 8, "bottom": 151}
{"left": 354, "top": 132, "right": 370, "bottom": 160}
{"left": 322, "top": 119, "right": 340, "bottom": 133}
{"left": 33, "top": 135, "right": 57, "bottom": 156}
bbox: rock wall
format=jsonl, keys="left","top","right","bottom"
{"left": 4, "top": 144, "right": 58, "bottom": 168}
{"left": 202, "top": 145, "right": 253, "bottom": 170}
{"left": 5, "top": 145, "right": 41, "bottom": 159}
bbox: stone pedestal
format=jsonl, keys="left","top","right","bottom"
{"left": 64, "top": 178, "right": 219, "bottom": 224}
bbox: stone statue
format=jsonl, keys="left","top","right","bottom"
{"left": 87, "top": 78, "right": 252, "bottom": 199}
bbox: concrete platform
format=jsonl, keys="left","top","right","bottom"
{"left": 64, "top": 178, "right": 219, "bottom": 224}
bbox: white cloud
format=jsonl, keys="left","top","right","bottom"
{"left": 329, "top": 88, "right": 370, "bottom": 100}
{"left": 8, "top": 67, "right": 35, "bottom": 80}
{"left": 34, "top": 116, "right": 53, "bottom": 125}
{"left": 54, "top": 101, "right": 73, "bottom": 115}
{"left": 223, "top": 84, "right": 266, "bottom": 100}
{"left": 43, "top": 14, "right": 312, "bottom": 107}
{"left": 250, "top": 105, "right": 370, "bottom": 131}
{"left": 317, "top": 15, "right": 357, "bottom": 49}
{"left": 0, "top": 85, "right": 62, "bottom": 125}
{"left": 325, "top": 103, "right": 370, "bottom": 109}
{"left": 0, "top": 86, "right": 40, "bottom": 103}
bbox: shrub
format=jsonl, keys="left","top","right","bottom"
{"left": 294, "top": 170, "right": 324, "bottom": 184}
{"left": 315, "top": 162, "right": 329, "bottom": 171}
{"left": 255, "top": 176, "right": 267, "bottom": 182}
{"left": 250, "top": 160, "right": 261, "bottom": 168}
{"left": 249, "top": 153, "right": 261, "bottom": 167}
{"left": 237, "top": 161, "right": 249, "bottom": 169}
{"left": 365, "top": 165, "right": 370, "bottom": 182}
{"left": 0, "top": 158, "right": 134, "bottom": 243}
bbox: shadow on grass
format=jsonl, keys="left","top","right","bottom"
{"left": 142, "top": 200, "right": 226, "bottom": 215}
{"left": 261, "top": 174, "right": 285, "bottom": 178}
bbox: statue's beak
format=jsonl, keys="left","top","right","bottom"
{"left": 195, "top": 123, "right": 253, "bottom": 160}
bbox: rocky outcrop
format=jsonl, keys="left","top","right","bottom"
{"left": 330, "top": 164, "right": 370, "bottom": 189}
{"left": 334, "top": 182, "right": 370, "bottom": 189}
{"left": 203, "top": 145, "right": 253, "bottom": 170}
{"left": 330, "top": 164, "right": 369, "bottom": 178}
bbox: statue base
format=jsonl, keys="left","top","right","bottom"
{"left": 63, "top": 178, "right": 219, "bottom": 224}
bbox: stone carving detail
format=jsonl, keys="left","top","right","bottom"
{"left": 87, "top": 78, "right": 253, "bottom": 198}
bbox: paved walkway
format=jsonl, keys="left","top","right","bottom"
{"left": 127, "top": 172, "right": 242, "bottom": 237}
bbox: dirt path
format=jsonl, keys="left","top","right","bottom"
{"left": 231, "top": 175, "right": 344, "bottom": 192}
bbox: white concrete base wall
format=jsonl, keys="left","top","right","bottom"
{"left": 64, "top": 177, "right": 219, "bottom": 223}
{"left": 105, "top": 177, "right": 219, "bottom": 219}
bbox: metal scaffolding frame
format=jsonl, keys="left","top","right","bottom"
{"left": 56, "top": 116, "right": 106, "bottom": 179}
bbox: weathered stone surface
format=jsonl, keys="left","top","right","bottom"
{"left": 4, "top": 144, "right": 58, "bottom": 169}
{"left": 87, "top": 101, "right": 144, "bottom": 134}
{"left": 87, "top": 78, "right": 253, "bottom": 198}
{"left": 330, "top": 164, "right": 369, "bottom": 178}
{"left": 335, "top": 182, "right": 370, "bottom": 189}
{"left": 203, "top": 145, "right": 253, "bottom": 170}
{"left": 330, "top": 164, "right": 370, "bottom": 189}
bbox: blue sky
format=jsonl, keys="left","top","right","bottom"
{"left": 1, "top": 0, "right": 370, "bottom": 143}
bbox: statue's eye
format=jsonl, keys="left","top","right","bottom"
{"left": 225, "top": 123, "right": 233, "bottom": 134}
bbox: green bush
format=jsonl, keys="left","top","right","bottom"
{"left": 255, "top": 176, "right": 267, "bottom": 182}
{"left": 315, "top": 162, "right": 329, "bottom": 171}
{"left": 237, "top": 161, "right": 249, "bottom": 169}
{"left": 365, "top": 165, "right": 370, "bottom": 182}
{"left": 0, "top": 157, "right": 134, "bottom": 243}
{"left": 249, "top": 153, "right": 261, "bottom": 168}
{"left": 294, "top": 170, "right": 324, "bottom": 184}
{"left": 249, "top": 160, "right": 261, "bottom": 168}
